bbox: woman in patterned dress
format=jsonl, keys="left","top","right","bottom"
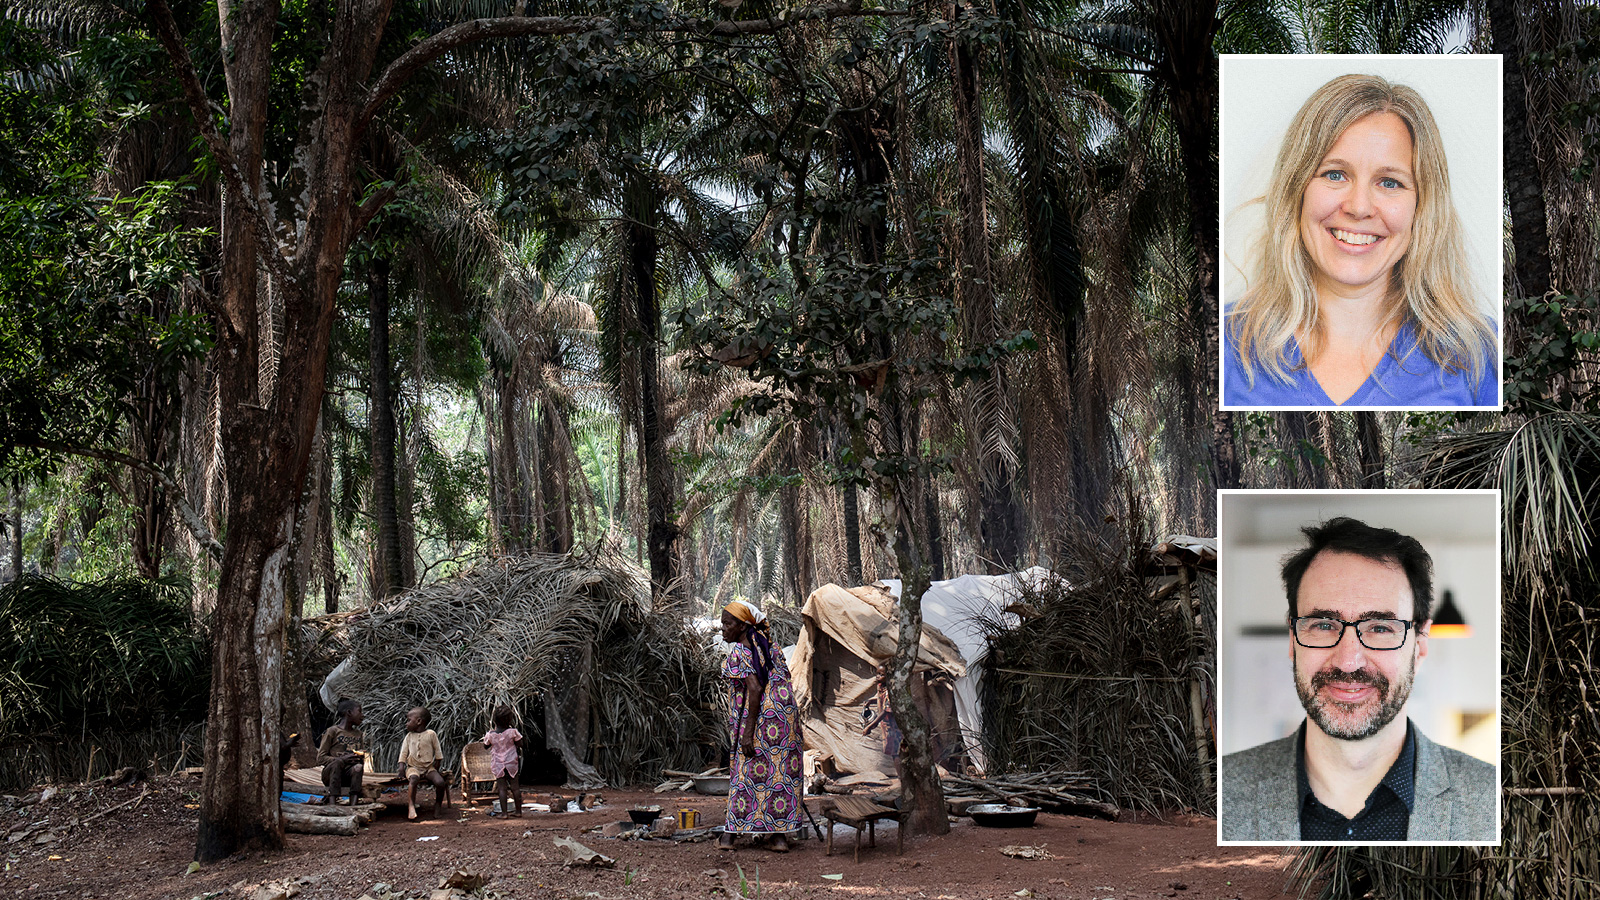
{"left": 718, "top": 599, "right": 804, "bottom": 852}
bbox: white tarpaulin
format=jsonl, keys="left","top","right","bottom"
{"left": 882, "top": 566, "right": 1064, "bottom": 774}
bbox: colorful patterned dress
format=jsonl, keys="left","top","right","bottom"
{"left": 722, "top": 641, "right": 804, "bottom": 834}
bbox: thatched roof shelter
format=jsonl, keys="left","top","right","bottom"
{"left": 979, "top": 534, "right": 1217, "bottom": 815}
{"left": 313, "top": 550, "right": 726, "bottom": 788}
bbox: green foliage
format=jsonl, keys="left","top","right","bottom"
{"left": 0, "top": 23, "right": 212, "bottom": 477}
{"left": 735, "top": 862, "right": 761, "bottom": 899}
{"left": 413, "top": 428, "right": 489, "bottom": 547}
{"left": 0, "top": 574, "right": 209, "bottom": 739}
{"left": 1239, "top": 411, "right": 1329, "bottom": 471}
{"left": 1504, "top": 292, "right": 1600, "bottom": 414}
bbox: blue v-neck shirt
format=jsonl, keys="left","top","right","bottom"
{"left": 1224, "top": 319, "right": 1499, "bottom": 408}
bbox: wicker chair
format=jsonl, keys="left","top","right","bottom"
{"left": 459, "top": 743, "right": 500, "bottom": 806}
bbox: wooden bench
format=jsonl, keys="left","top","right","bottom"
{"left": 818, "top": 795, "right": 904, "bottom": 862}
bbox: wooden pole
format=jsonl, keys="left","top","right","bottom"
{"left": 1175, "top": 563, "right": 1213, "bottom": 797}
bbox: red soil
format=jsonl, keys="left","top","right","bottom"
{"left": 1, "top": 776, "right": 1298, "bottom": 899}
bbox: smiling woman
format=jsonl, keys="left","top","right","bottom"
{"left": 1223, "top": 72, "right": 1499, "bottom": 408}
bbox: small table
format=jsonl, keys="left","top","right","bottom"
{"left": 819, "top": 796, "right": 904, "bottom": 862}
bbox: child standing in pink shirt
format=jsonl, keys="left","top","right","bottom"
{"left": 481, "top": 705, "right": 523, "bottom": 816}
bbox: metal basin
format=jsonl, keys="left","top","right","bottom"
{"left": 693, "top": 775, "right": 731, "bottom": 795}
{"left": 968, "top": 803, "right": 1040, "bottom": 827}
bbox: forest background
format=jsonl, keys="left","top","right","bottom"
{"left": 0, "top": 0, "right": 1596, "bottom": 894}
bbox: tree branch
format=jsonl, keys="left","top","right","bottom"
{"left": 352, "top": 185, "right": 398, "bottom": 237}
{"left": 23, "top": 440, "right": 225, "bottom": 563}
{"left": 358, "top": 4, "right": 906, "bottom": 135}
{"left": 145, "top": 0, "right": 295, "bottom": 290}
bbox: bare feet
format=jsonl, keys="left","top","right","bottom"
{"left": 717, "top": 832, "right": 737, "bottom": 851}
{"left": 768, "top": 834, "right": 791, "bottom": 853}
{"left": 407, "top": 806, "right": 418, "bottom": 820}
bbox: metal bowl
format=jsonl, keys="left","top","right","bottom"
{"left": 693, "top": 775, "right": 731, "bottom": 796}
{"left": 968, "top": 803, "right": 1040, "bottom": 828}
{"left": 629, "top": 806, "right": 662, "bottom": 826}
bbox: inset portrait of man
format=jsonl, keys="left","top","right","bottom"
{"left": 1218, "top": 503, "right": 1499, "bottom": 844}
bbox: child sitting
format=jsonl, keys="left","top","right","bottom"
{"left": 315, "top": 698, "right": 366, "bottom": 805}
{"left": 397, "top": 706, "right": 449, "bottom": 820}
{"left": 481, "top": 705, "right": 523, "bottom": 817}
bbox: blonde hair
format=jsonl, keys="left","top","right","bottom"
{"left": 1229, "top": 73, "right": 1493, "bottom": 389}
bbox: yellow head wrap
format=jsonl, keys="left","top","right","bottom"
{"left": 724, "top": 598, "right": 766, "bottom": 626}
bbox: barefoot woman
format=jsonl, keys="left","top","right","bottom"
{"left": 718, "top": 599, "right": 804, "bottom": 852}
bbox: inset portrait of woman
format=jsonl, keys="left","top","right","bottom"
{"left": 1220, "top": 57, "right": 1502, "bottom": 409}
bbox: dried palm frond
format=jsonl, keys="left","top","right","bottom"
{"left": 1282, "top": 413, "right": 1600, "bottom": 898}
{"left": 978, "top": 522, "right": 1214, "bottom": 816}
{"left": 323, "top": 549, "right": 726, "bottom": 787}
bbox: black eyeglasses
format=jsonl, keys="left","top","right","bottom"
{"left": 1291, "top": 616, "right": 1415, "bottom": 650}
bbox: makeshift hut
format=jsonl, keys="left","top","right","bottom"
{"left": 980, "top": 534, "right": 1217, "bottom": 814}
{"left": 309, "top": 550, "right": 726, "bottom": 788}
{"left": 790, "top": 583, "right": 968, "bottom": 778}
{"left": 879, "top": 567, "right": 1063, "bottom": 774}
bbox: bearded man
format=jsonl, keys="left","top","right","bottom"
{"left": 1219, "top": 517, "right": 1497, "bottom": 842}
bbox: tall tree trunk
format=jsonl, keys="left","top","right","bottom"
{"left": 395, "top": 413, "right": 417, "bottom": 587}
{"left": 841, "top": 69, "right": 947, "bottom": 831}
{"left": 627, "top": 175, "right": 679, "bottom": 609}
{"left": 536, "top": 388, "right": 573, "bottom": 553}
{"left": 1356, "top": 411, "right": 1385, "bottom": 488}
{"left": 842, "top": 480, "right": 863, "bottom": 585}
{"left": 491, "top": 373, "right": 530, "bottom": 552}
{"left": 8, "top": 483, "right": 20, "bottom": 580}
{"left": 1489, "top": 0, "right": 1552, "bottom": 300}
{"left": 1150, "top": 0, "right": 1235, "bottom": 492}
{"left": 131, "top": 372, "right": 175, "bottom": 579}
{"left": 780, "top": 446, "right": 805, "bottom": 603}
{"left": 951, "top": 27, "right": 1022, "bottom": 572}
{"left": 149, "top": 0, "right": 393, "bottom": 861}
{"left": 368, "top": 255, "right": 405, "bottom": 599}
{"left": 868, "top": 389, "right": 948, "bottom": 837}
{"left": 281, "top": 414, "right": 320, "bottom": 768}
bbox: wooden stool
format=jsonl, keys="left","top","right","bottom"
{"left": 820, "top": 796, "right": 904, "bottom": 863}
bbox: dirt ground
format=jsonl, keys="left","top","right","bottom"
{"left": 2, "top": 776, "right": 1301, "bottom": 900}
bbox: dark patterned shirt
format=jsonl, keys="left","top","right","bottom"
{"left": 1296, "top": 719, "right": 1416, "bottom": 841}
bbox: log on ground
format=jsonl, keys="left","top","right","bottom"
{"left": 282, "top": 810, "right": 358, "bottom": 835}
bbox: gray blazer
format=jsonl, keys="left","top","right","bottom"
{"left": 1220, "top": 720, "right": 1497, "bottom": 841}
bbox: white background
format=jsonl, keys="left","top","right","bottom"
{"left": 1217, "top": 490, "right": 1500, "bottom": 765}
{"left": 1220, "top": 55, "right": 1502, "bottom": 319}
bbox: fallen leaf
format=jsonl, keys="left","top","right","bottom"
{"left": 553, "top": 835, "right": 615, "bottom": 868}
{"left": 821, "top": 873, "right": 844, "bottom": 881}
{"left": 1000, "top": 845, "right": 1056, "bottom": 861}
{"left": 185, "top": 861, "right": 201, "bottom": 875}
{"left": 439, "top": 869, "right": 485, "bottom": 891}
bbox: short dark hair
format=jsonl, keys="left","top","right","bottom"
{"left": 413, "top": 706, "right": 431, "bottom": 726}
{"left": 493, "top": 704, "right": 514, "bottom": 729}
{"left": 336, "top": 698, "right": 361, "bottom": 720}
{"left": 1281, "top": 517, "right": 1433, "bottom": 622}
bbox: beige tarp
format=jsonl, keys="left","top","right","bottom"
{"left": 791, "top": 583, "right": 967, "bottom": 776}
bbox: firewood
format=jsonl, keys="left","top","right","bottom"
{"left": 282, "top": 811, "right": 358, "bottom": 835}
